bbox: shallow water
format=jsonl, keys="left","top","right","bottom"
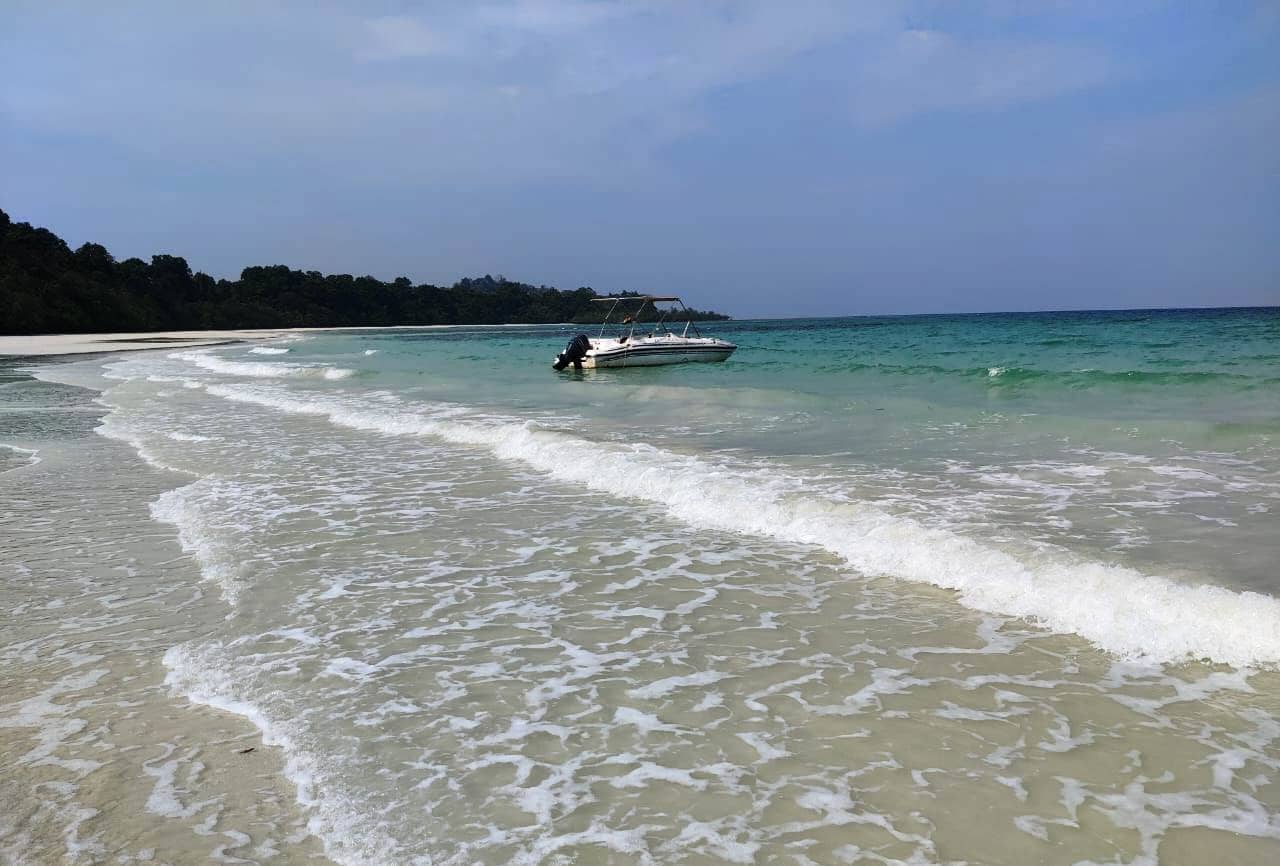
{"left": 2, "top": 310, "right": 1278, "bottom": 865}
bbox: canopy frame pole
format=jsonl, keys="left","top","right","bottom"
{"left": 652, "top": 299, "right": 673, "bottom": 336}
{"left": 587, "top": 294, "right": 702, "bottom": 340}
{"left": 678, "top": 298, "right": 701, "bottom": 338}
{"left": 597, "top": 296, "right": 624, "bottom": 340}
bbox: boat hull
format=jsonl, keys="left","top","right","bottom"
{"left": 585, "top": 344, "right": 735, "bottom": 368}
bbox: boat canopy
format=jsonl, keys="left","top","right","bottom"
{"left": 590, "top": 295, "right": 702, "bottom": 339}
{"left": 590, "top": 295, "right": 681, "bottom": 302}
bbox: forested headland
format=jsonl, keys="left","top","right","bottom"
{"left": 0, "top": 208, "right": 728, "bottom": 335}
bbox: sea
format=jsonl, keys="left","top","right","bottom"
{"left": 2, "top": 308, "right": 1278, "bottom": 866}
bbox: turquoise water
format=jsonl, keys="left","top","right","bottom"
{"left": 293, "top": 307, "right": 1280, "bottom": 597}
{"left": 3, "top": 307, "right": 1279, "bottom": 865}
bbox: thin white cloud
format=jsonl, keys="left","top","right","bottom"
{"left": 2, "top": 1, "right": 1117, "bottom": 184}
{"left": 361, "top": 16, "right": 448, "bottom": 60}
{"left": 472, "top": 0, "right": 631, "bottom": 37}
{"left": 850, "top": 29, "right": 1110, "bottom": 125}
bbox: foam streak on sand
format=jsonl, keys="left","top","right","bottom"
{"left": 170, "top": 351, "right": 352, "bottom": 380}
{"left": 199, "top": 382, "right": 1280, "bottom": 669}
{"left": 162, "top": 644, "right": 408, "bottom": 866}
{"left": 0, "top": 442, "right": 41, "bottom": 469}
{"left": 150, "top": 485, "right": 249, "bottom": 604}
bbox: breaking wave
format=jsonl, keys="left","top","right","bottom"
{"left": 171, "top": 351, "right": 352, "bottom": 380}
{"left": 150, "top": 483, "right": 251, "bottom": 605}
{"left": 199, "top": 382, "right": 1280, "bottom": 669}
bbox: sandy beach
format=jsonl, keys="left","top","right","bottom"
{"left": 0, "top": 325, "right": 561, "bottom": 358}
{"left": 0, "top": 329, "right": 304, "bottom": 356}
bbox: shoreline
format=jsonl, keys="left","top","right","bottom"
{"left": 3, "top": 316, "right": 1278, "bottom": 865}
{"left": 0, "top": 323, "right": 591, "bottom": 357}
{"left": 0, "top": 329, "right": 290, "bottom": 356}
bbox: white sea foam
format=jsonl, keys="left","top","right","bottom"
{"left": 142, "top": 745, "right": 212, "bottom": 819}
{"left": 0, "top": 442, "right": 40, "bottom": 467}
{"left": 151, "top": 486, "right": 248, "bottom": 601}
{"left": 248, "top": 347, "right": 291, "bottom": 355}
{"left": 163, "top": 643, "right": 405, "bottom": 866}
{"left": 94, "top": 414, "right": 192, "bottom": 475}
{"left": 171, "top": 351, "right": 353, "bottom": 380}
{"left": 197, "top": 382, "right": 1280, "bottom": 669}
{"left": 1149, "top": 464, "right": 1222, "bottom": 482}
{"left": 627, "top": 671, "right": 730, "bottom": 700}
{"left": 610, "top": 762, "right": 707, "bottom": 791}
{"left": 165, "top": 431, "right": 212, "bottom": 443}
{"left": 737, "top": 731, "right": 788, "bottom": 762}
{"left": 612, "top": 707, "right": 681, "bottom": 735}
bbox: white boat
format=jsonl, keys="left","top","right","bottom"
{"left": 553, "top": 296, "right": 736, "bottom": 370}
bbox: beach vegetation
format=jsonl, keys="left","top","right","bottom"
{"left": 0, "top": 209, "right": 728, "bottom": 334}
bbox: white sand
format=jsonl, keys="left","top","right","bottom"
{"left": 0, "top": 323, "right": 572, "bottom": 357}
{"left": 0, "top": 329, "right": 300, "bottom": 356}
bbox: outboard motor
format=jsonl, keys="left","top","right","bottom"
{"left": 553, "top": 334, "right": 592, "bottom": 370}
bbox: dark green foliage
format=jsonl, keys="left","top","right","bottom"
{"left": 0, "top": 209, "right": 729, "bottom": 334}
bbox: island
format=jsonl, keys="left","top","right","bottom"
{"left": 0, "top": 208, "right": 729, "bottom": 335}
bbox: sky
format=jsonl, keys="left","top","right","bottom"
{"left": 2, "top": 1, "right": 1278, "bottom": 317}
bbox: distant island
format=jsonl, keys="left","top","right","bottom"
{"left": 0, "top": 208, "right": 728, "bottom": 335}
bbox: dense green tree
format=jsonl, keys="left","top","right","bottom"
{"left": 0, "top": 208, "right": 729, "bottom": 335}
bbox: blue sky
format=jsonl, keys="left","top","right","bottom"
{"left": 2, "top": 1, "right": 1277, "bottom": 316}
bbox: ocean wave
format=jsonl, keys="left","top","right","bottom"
{"left": 171, "top": 351, "right": 353, "bottom": 380}
{"left": 976, "top": 366, "right": 1259, "bottom": 387}
{"left": 248, "top": 346, "right": 291, "bottom": 355}
{"left": 94, "top": 412, "right": 193, "bottom": 475}
{"left": 150, "top": 483, "right": 250, "bottom": 605}
{"left": 818, "top": 361, "right": 1264, "bottom": 388}
{"left": 200, "top": 382, "right": 1280, "bottom": 669}
{"left": 164, "top": 431, "right": 213, "bottom": 443}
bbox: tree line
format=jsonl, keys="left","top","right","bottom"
{"left": 0, "top": 208, "right": 728, "bottom": 335}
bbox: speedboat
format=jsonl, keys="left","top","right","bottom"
{"left": 553, "top": 295, "right": 736, "bottom": 370}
